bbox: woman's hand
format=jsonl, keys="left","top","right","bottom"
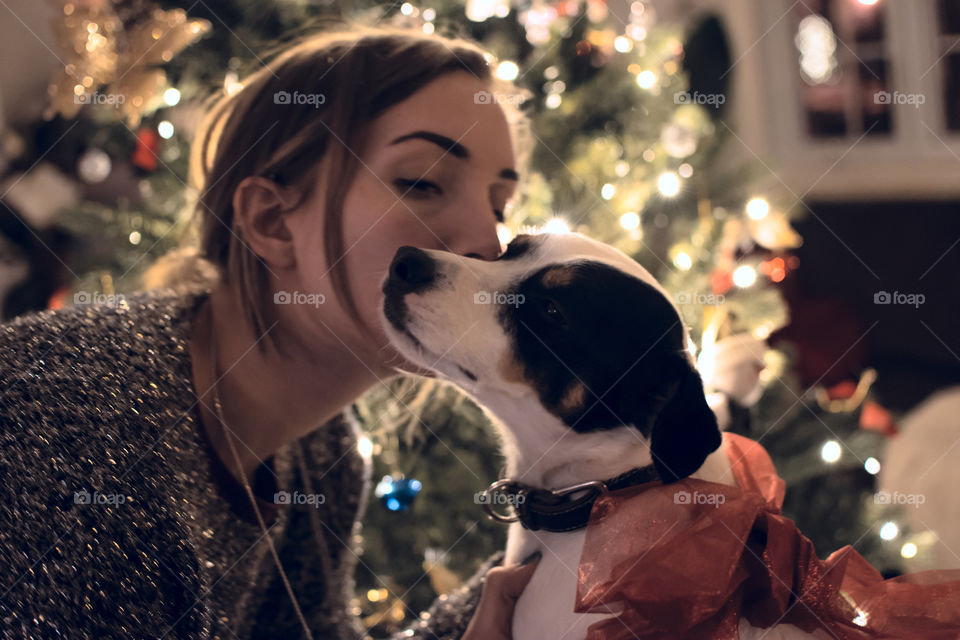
{"left": 462, "top": 551, "right": 541, "bottom": 640}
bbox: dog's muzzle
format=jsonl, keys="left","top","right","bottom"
{"left": 382, "top": 246, "right": 437, "bottom": 332}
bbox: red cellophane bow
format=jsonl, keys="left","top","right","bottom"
{"left": 574, "top": 433, "right": 960, "bottom": 639}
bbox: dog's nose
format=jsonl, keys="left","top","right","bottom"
{"left": 388, "top": 246, "right": 436, "bottom": 294}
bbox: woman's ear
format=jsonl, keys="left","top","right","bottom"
{"left": 645, "top": 354, "right": 722, "bottom": 483}
{"left": 232, "top": 176, "right": 299, "bottom": 270}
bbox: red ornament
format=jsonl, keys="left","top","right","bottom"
{"left": 825, "top": 379, "right": 858, "bottom": 401}
{"left": 860, "top": 400, "right": 898, "bottom": 437}
{"left": 711, "top": 268, "right": 733, "bottom": 296}
{"left": 130, "top": 127, "right": 160, "bottom": 172}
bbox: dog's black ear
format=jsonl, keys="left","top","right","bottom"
{"left": 645, "top": 355, "right": 722, "bottom": 483}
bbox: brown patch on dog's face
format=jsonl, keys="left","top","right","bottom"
{"left": 541, "top": 265, "right": 575, "bottom": 288}
{"left": 498, "top": 350, "right": 528, "bottom": 384}
{"left": 556, "top": 381, "right": 587, "bottom": 415}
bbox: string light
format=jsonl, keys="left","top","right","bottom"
{"left": 357, "top": 436, "right": 373, "bottom": 459}
{"left": 157, "top": 120, "right": 174, "bottom": 139}
{"left": 880, "top": 521, "right": 899, "bottom": 541}
{"left": 619, "top": 211, "right": 640, "bottom": 230}
{"left": 497, "top": 223, "right": 513, "bottom": 246}
{"left": 820, "top": 440, "right": 841, "bottom": 463}
{"left": 496, "top": 61, "right": 519, "bottom": 81}
{"left": 657, "top": 171, "right": 680, "bottom": 197}
{"left": 543, "top": 218, "right": 571, "bottom": 234}
{"left": 864, "top": 457, "right": 880, "bottom": 474}
{"left": 636, "top": 70, "right": 657, "bottom": 89}
{"left": 224, "top": 71, "right": 243, "bottom": 96}
{"left": 601, "top": 183, "right": 616, "bottom": 200}
{"left": 674, "top": 252, "right": 692, "bottom": 270}
{"left": 746, "top": 197, "right": 770, "bottom": 220}
{"left": 901, "top": 542, "right": 918, "bottom": 559}
{"left": 614, "top": 36, "right": 633, "bottom": 53}
{"left": 162, "top": 87, "right": 181, "bottom": 106}
{"left": 678, "top": 163, "right": 693, "bottom": 178}
{"left": 733, "top": 264, "right": 757, "bottom": 288}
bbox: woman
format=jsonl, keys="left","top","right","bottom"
{"left": 0, "top": 26, "right": 539, "bottom": 639}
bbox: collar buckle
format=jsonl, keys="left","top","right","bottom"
{"left": 481, "top": 478, "right": 523, "bottom": 523}
{"left": 549, "top": 479, "right": 609, "bottom": 498}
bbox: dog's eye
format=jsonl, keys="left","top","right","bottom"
{"left": 538, "top": 297, "right": 568, "bottom": 326}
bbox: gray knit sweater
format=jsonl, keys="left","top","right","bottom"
{"left": 0, "top": 288, "right": 496, "bottom": 639}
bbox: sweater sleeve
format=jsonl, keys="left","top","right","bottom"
{"left": 389, "top": 550, "right": 505, "bottom": 640}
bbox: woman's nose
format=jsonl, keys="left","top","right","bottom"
{"left": 445, "top": 213, "right": 503, "bottom": 261}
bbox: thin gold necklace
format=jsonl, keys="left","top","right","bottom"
{"left": 206, "top": 303, "right": 314, "bottom": 639}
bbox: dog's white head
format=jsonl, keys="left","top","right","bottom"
{"left": 379, "top": 232, "right": 720, "bottom": 487}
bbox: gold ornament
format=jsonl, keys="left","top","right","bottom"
{"left": 45, "top": 2, "right": 210, "bottom": 126}
{"left": 747, "top": 210, "right": 803, "bottom": 251}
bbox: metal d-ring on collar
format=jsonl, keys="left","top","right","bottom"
{"left": 480, "top": 465, "right": 660, "bottom": 533}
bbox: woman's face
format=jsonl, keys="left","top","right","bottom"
{"left": 286, "top": 71, "right": 518, "bottom": 376}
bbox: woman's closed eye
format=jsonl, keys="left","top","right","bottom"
{"left": 394, "top": 177, "right": 443, "bottom": 196}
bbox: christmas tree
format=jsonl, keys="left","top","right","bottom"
{"left": 0, "top": 1, "right": 927, "bottom": 637}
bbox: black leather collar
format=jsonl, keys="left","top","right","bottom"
{"left": 480, "top": 464, "right": 661, "bottom": 532}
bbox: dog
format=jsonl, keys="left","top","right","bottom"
{"left": 380, "top": 232, "right": 813, "bottom": 640}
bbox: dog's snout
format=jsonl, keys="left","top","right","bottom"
{"left": 388, "top": 246, "right": 436, "bottom": 294}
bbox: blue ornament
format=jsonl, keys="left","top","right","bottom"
{"left": 374, "top": 474, "right": 422, "bottom": 512}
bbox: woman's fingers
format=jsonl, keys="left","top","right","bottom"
{"left": 462, "top": 552, "right": 542, "bottom": 639}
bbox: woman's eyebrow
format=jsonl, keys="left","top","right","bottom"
{"left": 390, "top": 130, "right": 468, "bottom": 158}
{"left": 390, "top": 130, "right": 519, "bottom": 181}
